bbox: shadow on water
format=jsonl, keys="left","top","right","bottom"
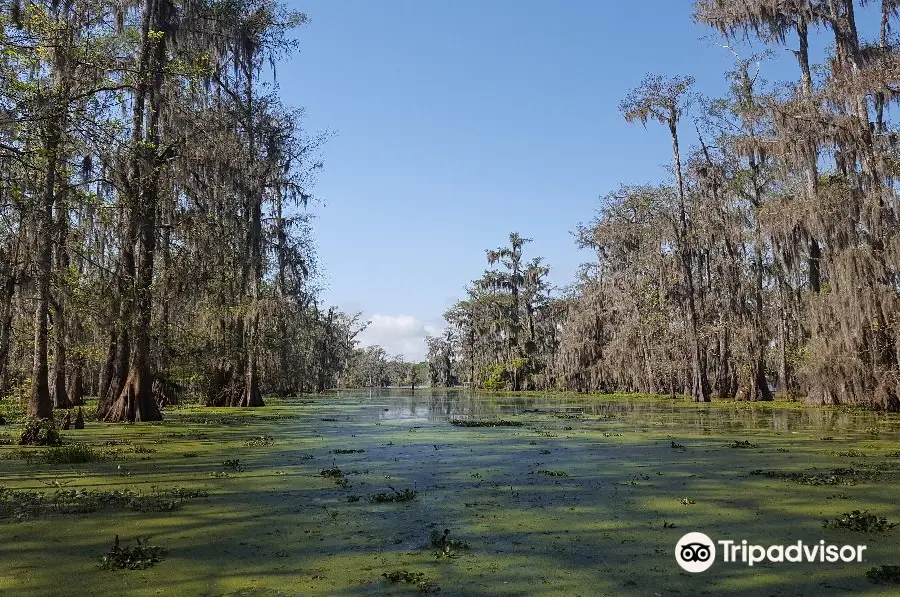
{"left": 2, "top": 389, "right": 899, "bottom": 596}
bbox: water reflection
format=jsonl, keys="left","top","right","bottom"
{"left": 320, "top": 389, "right": 900, "bottom": 435}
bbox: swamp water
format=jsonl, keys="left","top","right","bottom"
{"left": 1, "top": 389, "right": 899, "bottom": 596}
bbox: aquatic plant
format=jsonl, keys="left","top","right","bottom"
{"left": 866, "top": 565, "right": 900, "bottom": 584}
{"left": 823, "top": 510, "right": 896, "bottom": 532}
{"left": 449, "top": 419, "right": 523, "bottom": 427}
{"left": 18, "top": 419, "right": 60, "bottom": 446}
{"left": 728, "top": 440, "right": 760, "bottom": 449}
{"left": 382, "top": 570, "right": 439, "bottom": 592}
{"left": 535, "top": 469, "right": 568, "bottom": 477}
{"left": 834, "top": 450, "right": 867, "bottom": 458}
{"left": 42, "top": 444, "right": 106, "bottom": 464}
{"left": 750, "top": 468, "right": 877, "bottom": 486}
{"left": 223, "top": 459, "right": 245, "bottom": 472}
{"left": 368, "top": 488, "right": 418, "bottom": 503}
{"left": 431, "top": 528, "right": 470, "bottom": 558}
{"left": 0, "top": 486, "right": 207, "bottom": 520}
{"left": 99, "top": 536, "right": 164, "bottom": 571}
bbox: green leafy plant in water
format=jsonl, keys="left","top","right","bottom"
{"left": 834, "top": 449, "right": 866, "bottom": 457}
{"left": 823, "top": 510, "right": 896, "bottom": 532}
{"left": 0, "top": 486, "right": 207, "bottom": 521}
{"left": 535, "top": 469, "right": 568, "bottom": 477}
{"left": 330, "top": 449, "right": 365, "bottom": 454}
{"left": 430, "top": 528, "right": 470, "bottom": 558}
{"left": 19, "top": 419, "right": 61, "bottom": 446}
{"left": 728, "top": 440, "right": 760, "bottom": 449}
{"left": 866, "top": 565, "right": 900, "bottom": 584}
{"left": 368, "top": 488, "right": 418, "bottom": 503}
{"left": 320, "top": 467, "right": 342, "bottom": 478}
{"left": 245, "top": 435, "right": 275, "bottom": 447}
{"left": 223, "top": 459, "right": 245, "bottom": 472}
{"left": 449, "top": 419, "right": 522, "bottom": 427}
{"left": 750, "top": 468, "right": 876, "bottom": 486}
{"left": 670, "top": 441, "right": 686, "bottom": 449}
{"left": 99, "top": 535, "right": 164, "bottom": 570}
{"left": 382, "top": 570, "right": 439, "bottom": 593}
{"left": 42, "top": 444, "right": 105, "bottom": 464}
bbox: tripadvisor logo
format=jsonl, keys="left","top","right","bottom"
{"left": 675, "top": 532, "right": 868, "bottom": 573}
{"left": 675, "top": 532, "right": 716, "bottom": 573}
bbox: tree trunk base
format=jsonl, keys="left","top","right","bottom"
{"left": 103, "top": 369, "right": 162, "bottom": 422}
{"left": 205, "top": 363, "right": 265, "bottom": 407}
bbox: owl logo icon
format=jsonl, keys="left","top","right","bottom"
{"left": 675, "top": 532, "right": 716, "bottom": 572}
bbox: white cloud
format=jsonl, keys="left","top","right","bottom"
{"left": 356, "top": 314, "right": 443, "bottom": 361}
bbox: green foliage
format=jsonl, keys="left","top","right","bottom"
{"left": 0, "top": 486, "right": 207, "bottom": 521}
{"left": 823, "top": 510, "right": 896, "bottom": 532}
{"left": 41, "top": 444, "right": 103, "bottom": 464}
{"left": 750, "top": 468, "right": 877, "bottom": 486}
{"left": 382, "top": 570, "right": 439, "bottom": 592}
{"left": 449, "top": 419, "right": 522, "bottom": 427}
{"left": 866, "top": 565, "right": 900, "bottom": 584}
{"left": 728, "top": 440, "right": 760, "bottom": 449}
{"left": 99, "top": 536, "right": 164, "bottom": 571}
{"left": 430, "top": 528, "right": 470, "bottom": 558}
{"left": 244, "top": 435, "right": 275, "bottom": 447}
{"left": 535, "top": 469, "right": 568, "bottom": 477}
{"left": 481, "top": 363, "right": 508, "bottom": 390}
{"left": 19, "top": 419, "right": 61, "bottom": 446}
{"left": 368, "top": 488, "right": 418, "bottom": 503}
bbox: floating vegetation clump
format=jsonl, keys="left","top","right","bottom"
{"left": 431, "top": 528, "right": 470, "bottom": 558}
{"left": 535, "top": 469, "right": 568, "bottom": 477}
{"left": 382, "top": 570, "right": 439, "bottom": 592}
{"left": 449, "top": 419, "right": 522, "bottom": 427}
{"left": 834, "top": 450, "right": 867, "bottom": 458}
{"left": 42, "top": 444, "right": 106, "bottom": 464}
{"left": 320, "top": 467, "right": 343, "bottom": 478}
{"left": 670, "top": 441, "right": 685, "bottom": 449}
{"left": 330, "top": 449, "right": 365, "bottom": 454}
{"left": 750, "top": 467, "right": 877, "bottom": 486}
{"left": 18, "top": 419, "right": 61, "bottom": 446}
{"left": 222, "top": 459, "right": 245, "bottom": 472}
{"left": 728, "top": 440, "right": 760, "bottom": 449}
{"left": 0, "top": 486, "right": 207, "bottom": 520}
{"left": 866, "top": 565, "right": 900, "bottom": 584}
{"left": 245, "top": 435, "right": 275, "bottom": 447}
{"left": 368, "top": 488, "right": 418, "bottom": 503}
{"left": 823, "top": 510, "right": 896, "bottom": 532}
{"left": 99, "top": 536, "right": 164, "bottom": 571}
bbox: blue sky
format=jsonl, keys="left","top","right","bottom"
{"left": 276, "top": 1, "right": 849, "bottom": 359}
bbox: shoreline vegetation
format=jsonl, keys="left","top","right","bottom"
{"left": 1, "top": 0, "right": 899, "bottom": 452}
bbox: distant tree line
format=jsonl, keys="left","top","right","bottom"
{"left": 341, "top": 345, "right": 427, "bottom": 390}
{"left": 439, "top": 1, "right": 900, "bottom": 411}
